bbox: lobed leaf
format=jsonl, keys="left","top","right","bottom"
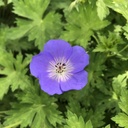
{"left": 7, "top": 0, "right": 62, "bottom": 50}
{"left": 4, "top": 84, "right": 63, "bottom": 128}
{"left": 104, "top": 0, "right": 128, "bottom": 21}
{"left": 112, "top": 71, "right": 128, "bottom": 99}
{"left": 119, "top": 87, "right": 128, "bottom": 115}
{"left": 93, "top": 31, "right": 123, "bottom": 53}
{"left": 96, "top": 0, "right": 109, "bottom": 20}
{"left": 61, "top": 2, "right": 109, "bottom": 48}
{"left": 112, "top": 113, "right": 128, "bottom": 128}
{"left": 64, "top": 111, "right": 93, "bottom": 128}
{"left": 0, "top": 51, "right": 31, "bottom": 99}
{"left": 13, "top": 0, "right": 50, "bottom": 20}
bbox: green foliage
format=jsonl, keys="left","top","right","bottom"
{"left": 105, "top": 125, "right": 111, "bottom": 128}
{"left": 0, "top": 51, "right": 31, "bottom": 99}
{"left": 96, "top": 0, "right": 109, "bottom": 20}
{"left": 87, "top": 53, "right": 110, "bottom": 95}
{"left": 0, "top": 24, "right": 9, "bottom": 49}
{"left": 93, "top": 31, "right": 123, "bottom": 53}
{"left": 0, "top": 0, "right": 4, "bottom": 6}
{"left": 49, "top": 0, "right": 72, "bottom": 10}
{"left": 0, "top": 0, "right": 128, "bottom": 128}
{"left": 104, "top": 0, "right": 128, "bottom": 21}
{"left": 112, "top": 113, "right": 128, "bottom": 128}
{"left": 64, "top": 111, "right": 93, "bottom": 128}
{"left": 112, "top": 71, "right": 128, "bottom": 98}
{"left": 123, "top": 23, "right": 128, "bottom": 40}
{"left": 66, "top": 99, "right": 87, "bottom": 119}
{"left": 112, "top": 82, "right": 128, "bottom": 128}
{"left": 68, "top": 0, "right": 86, "bottom": 11}
{"left": 7, "top": 0, "right": 62, "bottom": 50}
{"left": 61, "top": 1, "right": 110, "bottom": 48}
{"left": 4, "top": 84, "right": 63, "bottom": 128}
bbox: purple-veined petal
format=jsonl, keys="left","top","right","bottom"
{"left": 39, "top": 73, "right": 62, "bottom": 95}
{"left": 60, "top": 70, "right": 88, "bottom": 91}
{"left": 43, "top": 39, "right": 72, "bottom": 60}
{"left": 69, "top": 46, "right": 89, "bottom": 73}
{"left": 30, "top": 52, "right": 53, "bottom": 78}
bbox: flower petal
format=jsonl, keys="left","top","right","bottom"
{"left": 43, "top": 39, "right": 72, "bottom": 60}
{"left": 30, "top": 52, "right": 53, "bottom": 78}
{"left": 60, "top": 70, "right": 88, "bottom": 91}
{"left": 39, "top": 74, "right": 62, "bottom": 95}
{"left": 69, "top": 46, "right": 89, "bottom": 73}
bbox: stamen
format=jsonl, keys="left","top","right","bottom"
{"left": 47, "top": 57, "right": 74, "bottom": 82}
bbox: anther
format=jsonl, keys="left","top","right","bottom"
{"left": 62, "top": 63, "right": 66, "bottom": 66}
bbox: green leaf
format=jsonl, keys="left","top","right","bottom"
{"left": 64, "top": 111, "right": 93, "bottom": 128}
{"left": 4, "top": 85, "right": 63, "bottom": 128}
{"left": 93, "top": 32, "right": 123, "bottom": 53}
{"left": 123, "top": 23, "right": 128, "bottom": 40}
{"left": 6, "top": 38, "right": 33, "bottom": 52}
{"left": 49, "top": 0, "right": 72, "bottom": 10}
{"left": 0, "top": 24, "right": 9, "bottom": 50}
{"left": 96, "top": 0, "right": 109, "bottom": 20}
{"left": 112, "top": 76, "right": 128, "bottom": 128}
{"left": 8, "top": 0, "right": 62, "bottom": 50}
{"left": 119, "top": 88, "right": 128, "bottom": 114}
{"left": 61, "top": 2, "right": 109, "bottom": 48}
{"left": 7, "top": 0, "right": 12, "bottom": 4}
{"left": 112, "top": 71, "right": 128, "bottom": 99}
{"left": 27, "top": 12, "right": 62, "bottom": 49}
{"left": 0, "top": 24, "right": 33, "bottom": 52}
{"left": 89, "top": 104, "right": 106, "bottom": 127}
{"left": 68, "top": 0, "right": 86, "bottom": 11}
{"left": 85, "top": 120, "right": 93, "bottom": 128}
{"left": 66, "top": 99, "right": 87, "bottom": 119}
{"left": 0, "top": 0, "right": 4, "bottom": 6}
{"left": 7, "top": 19, "right": 33, "bottom": 40}
{"left": 105, "top": 124, "right": 110, "bottom": 128}
{"left": 87, "top": 53, "right": 110, "bottom": 94}
{"left": 104, "top": 0, "right": 128, "bottom": 21}
{"left": 0, "top": 51, "right": 31, "bottom": 99}
{"left": 112, "top": 113, "right": 128, "bottom": 128}
{"left": 13, "top": 0, "right": 50, "bottom": 20}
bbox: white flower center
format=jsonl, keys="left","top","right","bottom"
{"left": 47, "top": 57, "right": 74, "bottom": 82}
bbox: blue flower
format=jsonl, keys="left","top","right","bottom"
{"left": 30, "top": 39, "right": 89, "bottom": 95}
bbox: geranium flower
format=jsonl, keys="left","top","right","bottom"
{"left": 30, "top": 39, "right": 89, "bottom": 95}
